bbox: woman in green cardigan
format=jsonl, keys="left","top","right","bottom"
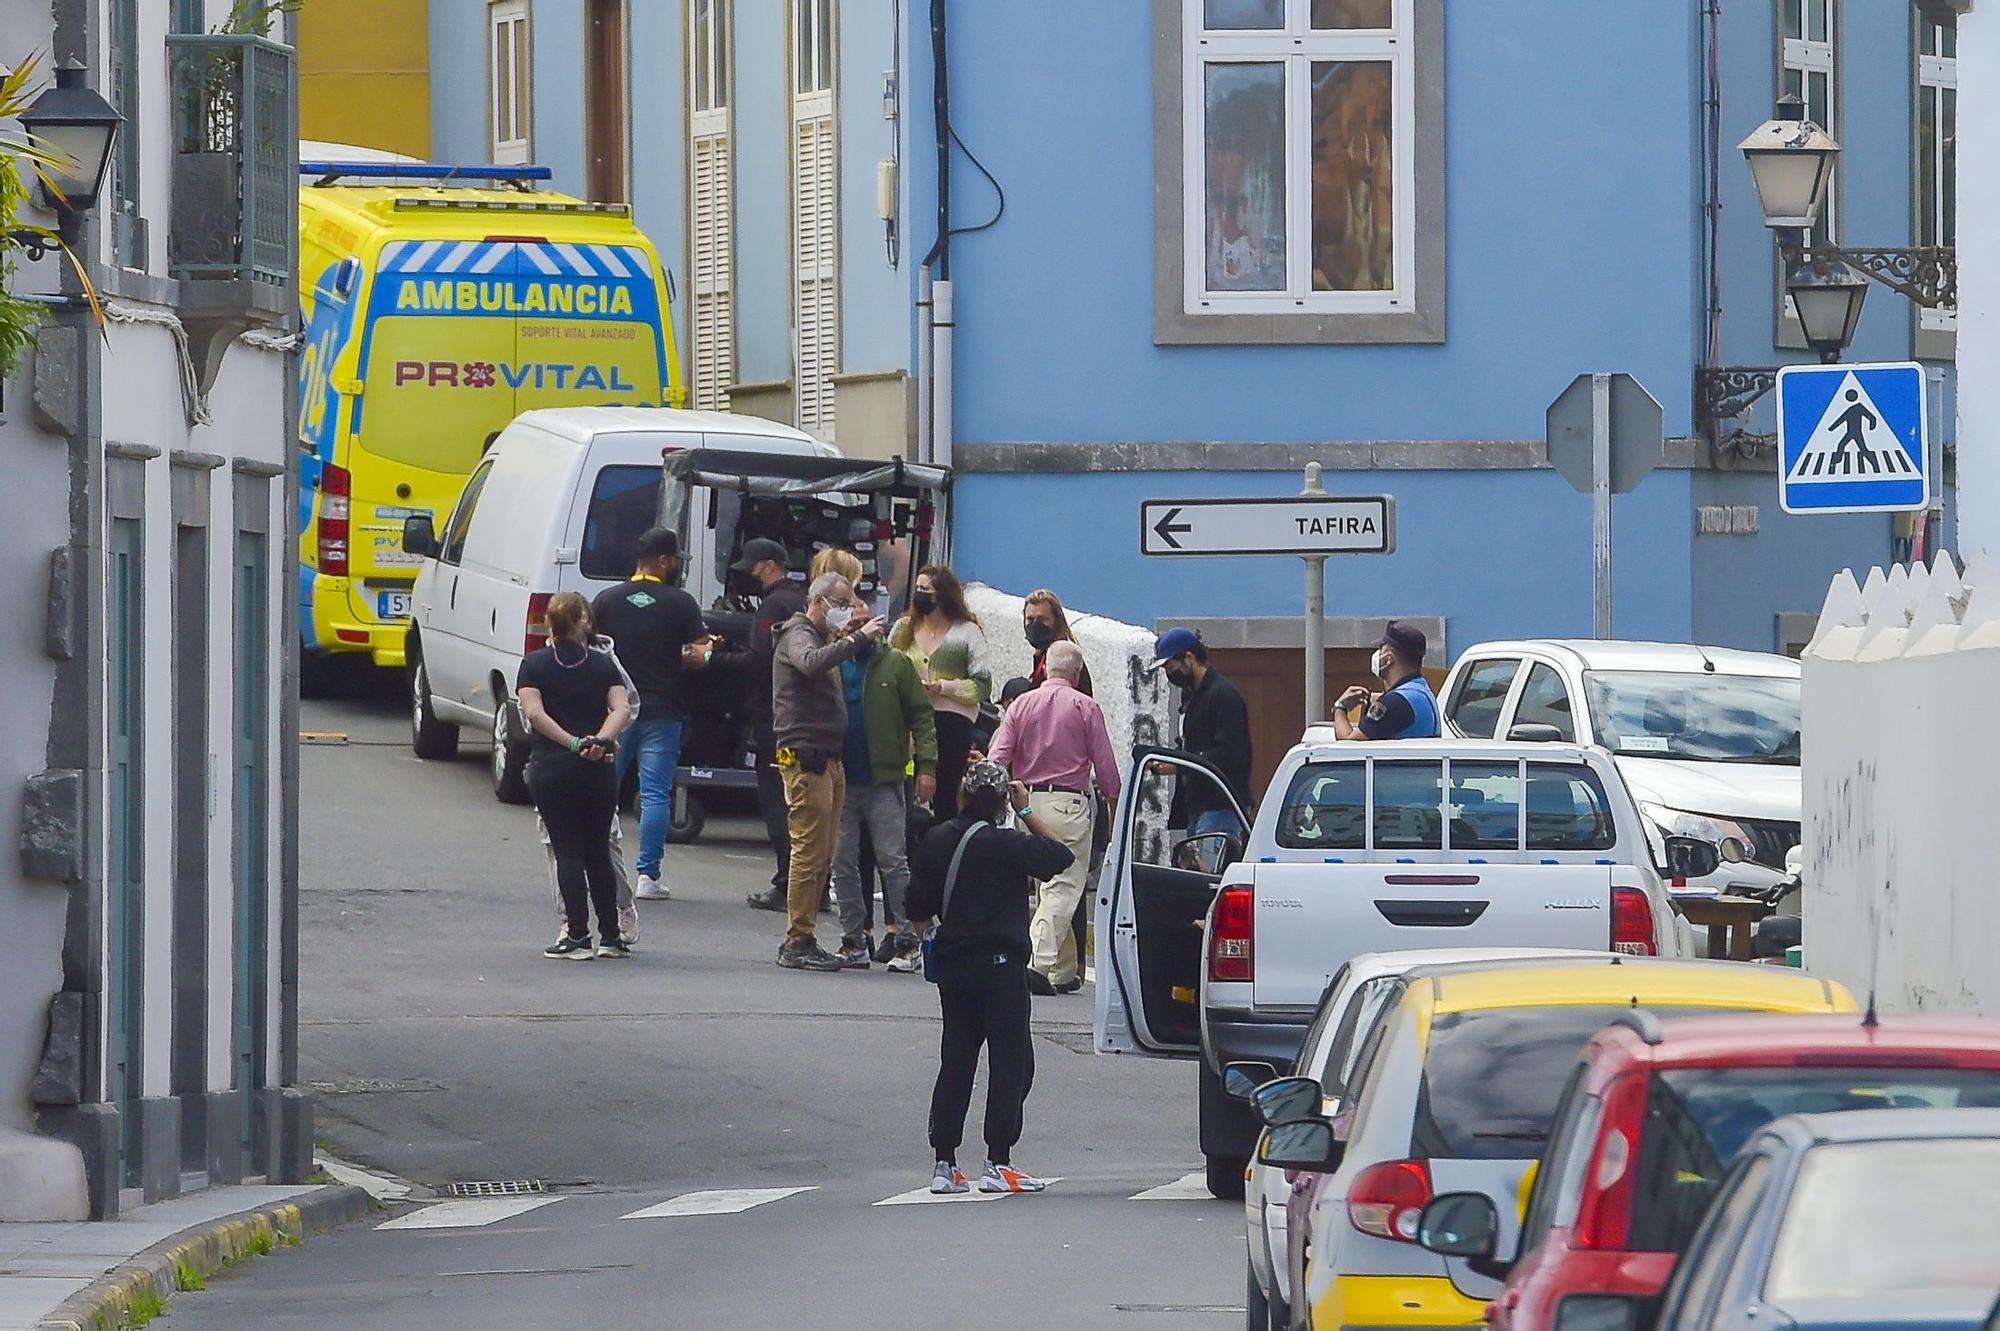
{"left": 892, "top": 565, "right": 992, "bottom": 816}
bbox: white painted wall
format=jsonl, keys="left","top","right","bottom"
{"left": 1958, "top": 8, "right": 1998, "bottom": 565}
{"left": 1803, "top": 554, "right": 2000, "bottom": 1012}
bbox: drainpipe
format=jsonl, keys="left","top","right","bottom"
{"left": 923, "top": 0, "right": 954, "bottom": 468}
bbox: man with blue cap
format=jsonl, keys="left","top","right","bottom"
{"left": 1149, "top": 626, "right": 1252, "bottom": 838}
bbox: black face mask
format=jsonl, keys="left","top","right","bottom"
{"left": 911, "top": 591, "right": 938, "bottom": 617}
{"left": 1164, "top": 665, "right": 1193, "bottom": 692}
{"left": 1025, "top": 621, "right": 1058, "bottom": 652}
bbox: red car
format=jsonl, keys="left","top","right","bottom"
{"left": 1459, "top": 1013, "right": 2000, "bottom": 1331}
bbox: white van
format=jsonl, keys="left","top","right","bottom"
{"left": 401, "top": 407, "right": 834, "bottom": 800}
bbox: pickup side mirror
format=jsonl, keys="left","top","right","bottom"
{"left": 1255, "top": 1118, "right": 1345, "bottom": 1174}
{"left": 1662, "top": 835, "right": 1720, "bottom": 881}
{"left": 1554, "top": 1294, "right": 1658, "bottom": 1331}
{"left": 1250, "top": 1075, "right": 1323, "bottom": 1127}
{"left": 1507, "top": 723, "right": 1565, "bottom": 743}
{"left": 1170, "top": 831, "right": 1245, "bottom": 875}
{"left": 1223, "top": 1061, "right": 1280, "bottom": 1101}
{"left": 402, "top": 514, "right": 438, "bottom": 559}
{"left": 1417, "top": 1191, "right": 1500, "bottom": 1259}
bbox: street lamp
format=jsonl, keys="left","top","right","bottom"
{"left": 1786, "top": 255, "right": 1869, "bottom": 364}
{"left": 19, "top": 59, "right": 123, "bottom": 221}
{"left": 1738, "top": 94, "right": 1838, "bottom": 233}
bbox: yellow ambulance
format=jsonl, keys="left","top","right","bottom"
{"left": 297, "top": 159, "right": 685, "bottom": 677}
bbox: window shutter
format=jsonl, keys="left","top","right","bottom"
{"left": 792, "top": 96, "right": 839, "bottom": 439}
{"left": 690, "top": 125, "right": 734, "bottom": 411}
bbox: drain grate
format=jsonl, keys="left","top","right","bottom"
{"left": 307, "top": 1077, "right": 445, "bottom": 1095}
{"left": 444, "top": 1179, "right": 548, "bottom": 1197}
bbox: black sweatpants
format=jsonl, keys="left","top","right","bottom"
{"left": 933, "top": 711, "right": 976, "bottom": 817}
{"left": 928, "top": 946, "right": 1035, "bottom": 1166}
{"left": 530, "top": 752, "right": 621, "bottom": 941}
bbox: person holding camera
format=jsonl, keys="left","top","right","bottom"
{"left": 909, "top": 760, "right": 1074, "bottom": 1194}
{"left": 771, "top": 572, "right": 887, "bottom": 971}
{"left": 518, "top": 592, "right": 633, "bottom": 960}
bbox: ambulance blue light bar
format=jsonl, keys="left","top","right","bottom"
{"left": 300, "top": 161, "right": 555, "bottom": 183}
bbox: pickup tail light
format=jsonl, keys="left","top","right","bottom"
{"left": 317, "top": 463, "right": 351, "bottom": 577}
{"left": 1207, "top": 885, "right": 1254, "bottom": 983}
{"left": 1573, "top": 1072, "right": 1647, "bottom": 1250}
{"left": 524, "top": 591, "right": 554, "bottom": 656}
{"left": 1612, "top": 887, "right": 1656, "bottom": 956}
{"left": 1347, "top": 1158, "right": 1432, "bottom": 1242}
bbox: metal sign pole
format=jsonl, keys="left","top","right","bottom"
{"left": 1591, "top": 372, "right": 1613, "bottom": 638}
{"left": 1301, "top": 463, "right": 1328, "bottom": 724}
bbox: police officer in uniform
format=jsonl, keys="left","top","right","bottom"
{"left": 1333, "top": 621, "right": 1441, "bottom": 741}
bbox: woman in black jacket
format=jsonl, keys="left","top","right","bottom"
{"left": 907, "top": 759, "right": 1073, "bottom": 1194}
{"left": 517, "top": 591, "right": 632, "bottom": 960}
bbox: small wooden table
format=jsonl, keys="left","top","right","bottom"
{"left": 1672, "top": 895, "right": 1774, "bottom": 962}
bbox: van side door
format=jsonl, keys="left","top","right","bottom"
{"left": 416, "top": 458, "right": 493, "bottom": 712}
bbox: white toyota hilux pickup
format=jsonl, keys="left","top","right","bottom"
{"left": 1092, "top": 728, "right": 1698, "bottom": 1199}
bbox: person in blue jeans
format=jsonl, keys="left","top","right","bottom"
{"left": 590, "top": 528, "right": 714, "bottom": 899}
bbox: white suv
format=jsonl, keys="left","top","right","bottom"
{"left": 1438, "top": 640, "right": 1801, "bottom": 895}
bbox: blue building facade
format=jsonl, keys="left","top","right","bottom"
{"left": 416, "top": 0, "right": 1956, "bottom": 658}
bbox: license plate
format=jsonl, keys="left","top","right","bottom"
{"left": 377, "top": 590, "right": 412, "bottom": 620}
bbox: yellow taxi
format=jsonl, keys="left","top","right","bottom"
{"left": 1256, "top": 957, "right": 1854, "bottom": 1331}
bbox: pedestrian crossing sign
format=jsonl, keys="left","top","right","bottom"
{"left": 1776, "top": 362, "right": 1929, "bottom": 514}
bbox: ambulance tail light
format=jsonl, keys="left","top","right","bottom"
{"left": 1612, "top": 887, "right": 1657, "bottom": 956}
{"left": 1208, "top": 885, "right": 1254, "bottom": 983}
{"left": 524, "top": 592, "right": 554, "bottom": 656}
{"left": 317, "top": 464, "right": 350, "bottom": 576}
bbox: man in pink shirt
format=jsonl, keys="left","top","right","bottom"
{"left": 987, "top": 641, "right": 1121, "bottom": 995}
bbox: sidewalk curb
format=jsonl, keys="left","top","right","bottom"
{"left": 35, "top": 1185, "right": 376, "bottom": 1331}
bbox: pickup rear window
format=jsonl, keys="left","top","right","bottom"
{"left": 1413, "top": 1006, "right": 1714, "bottom": 1161}
{"left": 1274, "top": 759, "right": 1617, "bottom": 852}
{"left": 1626, "top": 1065, "right": 2000, "bottom": 1252}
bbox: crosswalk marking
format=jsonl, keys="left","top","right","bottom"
{"left": 378, "top": 1197, "right": 559, "bottom": 1230}
{"left": 1130, "top": 1171, "right": 1210, "bottom": 1201}
{"left": 872, "top": 1177, "right": 1064, "bottom": 1207}
{"left": 621, "top": 1187, "right": 815, "bottom": 1219}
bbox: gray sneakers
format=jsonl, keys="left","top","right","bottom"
{"left": 777, "top": 940, "right": 845, "bottom": 972}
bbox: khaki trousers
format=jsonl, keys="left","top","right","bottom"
{"left": 783, "top": 761, "right": 846, "bottom": 947}
{"left": 1026, "top": 790, "right": 1094, "bottom": 986}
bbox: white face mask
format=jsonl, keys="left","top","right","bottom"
{"left": 825, "top": 604, "right": 855, "bottom": 632}
{"left": 1372, "top": 650, "right": 1393, "bottom": 679}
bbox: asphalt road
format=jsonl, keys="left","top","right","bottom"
{"left": 160, "top": 672, "right": 1241, "bottom": 1330}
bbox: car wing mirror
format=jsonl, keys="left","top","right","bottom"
{"left": 1416, "top": 1191, "right": 1500, "bottom": 1260}
{"left": 1554, "top": 1294, "right": 1659, "bottom": 1331}
{"left": 402, "top": 514, "right": 438, "bottom": 558}
{"left": 1223, "top": 1061, "right": 1280, "bottom": 1101}
{"left": 1170, "top": 831, "right": 1243, "bottom": 875}
{"left": 1255, "top": 1119, "right": 1343, "bottom": 1174}
{"left": 1250, "top": 1075, "right": 1323, "bottom": 1127}
{"left": 1507, "top": 723, "right": 1565, "bottom": 743}
{"left": 1663, "top": 835, "right": 1719, "bottom": 880}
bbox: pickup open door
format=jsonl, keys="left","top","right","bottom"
{"left": 1095, "top": 746, "right": 1250, "bottom": 1057}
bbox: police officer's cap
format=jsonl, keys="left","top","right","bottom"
{"left": 1374, "top": 621, "right": 1427, "bottom": 665}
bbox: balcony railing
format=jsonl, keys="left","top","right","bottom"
{"left": 167, "top": 33, "right": 294, "bottom": 287}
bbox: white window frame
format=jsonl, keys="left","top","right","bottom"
{"left": 792, "top": 0, "right": 839, "bottom": 439}
{"left": 1180, "top": 0, "right": 1416, "bottom": 318}
{"left": 1781, "top": 0, "right": 1837, "bottom": 245}
{"left": 688, "top": 0, "right": 735, "bottom": 412}
{"left": 1918, "top": 20, "right": 1957, "bottom": 334}
{"left": 490, "top": 1, "right": 531, "bottom": 166}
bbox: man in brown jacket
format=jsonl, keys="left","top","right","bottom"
{"left": 770, "top": 572, "right": 885, "bottom": 971}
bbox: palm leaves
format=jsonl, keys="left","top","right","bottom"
{"left": 1, "top": 52, "right": 110, "bottom": 381}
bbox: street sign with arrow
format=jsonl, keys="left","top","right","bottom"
{"left": 1137, "top": 495, "right": 1396, "bottom": 558}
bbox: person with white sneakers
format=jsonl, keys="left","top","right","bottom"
{"left": 908, "top": 760, "right": 1072, "bottom": 1194}
{"left": 589, "top": 527, "right": 714, "bottom": 902}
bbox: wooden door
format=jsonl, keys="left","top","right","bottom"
{"left": 585, "top": 0, "right": 628, "bottom": 202}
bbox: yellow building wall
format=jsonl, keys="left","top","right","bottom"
{"left": 297, "top": 0, "right": 432, "bottom": 158}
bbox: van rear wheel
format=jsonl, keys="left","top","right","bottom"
{"left": 410, "top": 660, "right": 459, "bottom": 760}
{"left": 491, "top": 701, "right": 530, "bottom": 804}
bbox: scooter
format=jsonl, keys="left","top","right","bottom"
{"left": 1719, "top": 840, "right": 1802, "bottom": 961}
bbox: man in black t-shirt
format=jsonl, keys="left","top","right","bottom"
{"left": 590, "top": 527, "right": 713, "bottom": 900}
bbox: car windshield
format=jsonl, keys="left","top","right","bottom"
{"left": 1583, "top": 671, "right": 1800, "bottom": 765}
{"left": 1414, "top": 1006, "right": 1713, "bottom": 1160}
{"left": 1628, "top": 1067, "right": 2000, "bottom": 1252}
{"left": 1765, "top": 1138, "right": 2000, "bottom": 1301}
